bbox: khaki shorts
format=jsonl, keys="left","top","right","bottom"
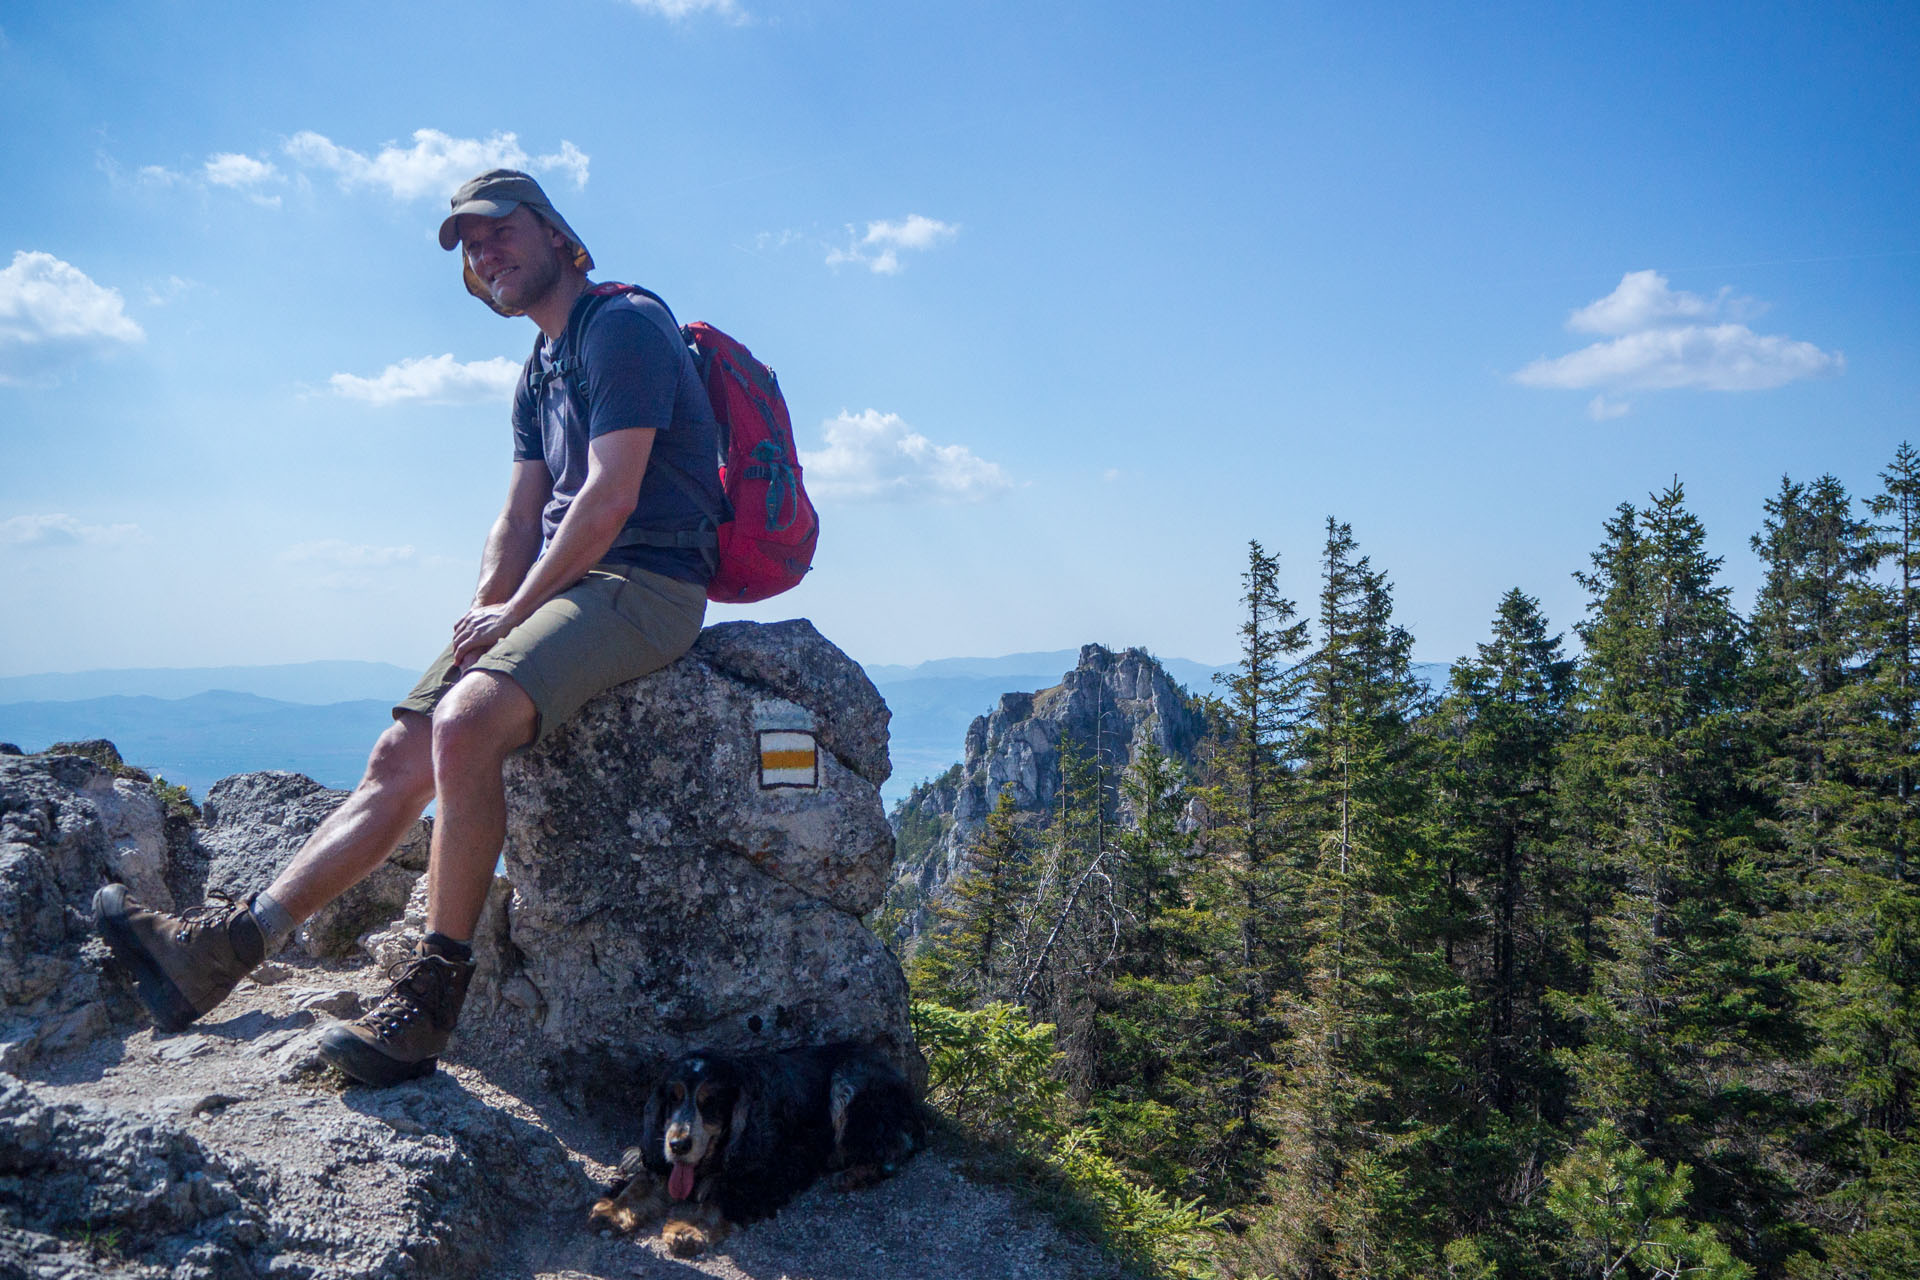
{"left": 396, "top": 562, "right": 706, "bottom": 744}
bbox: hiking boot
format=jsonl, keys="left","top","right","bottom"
{"left": 93, "top": 884, "right": 267, "bottom": 1033}
{"left": 318, "top": 940, "right": 474, "bottom": 1087}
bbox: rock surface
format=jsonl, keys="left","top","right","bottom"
{"left": 458, "top": 619, "right": 919, "bottom": 1103}
{"left": 0, "top": 620, "right": 1121, "bottom": 1280}
{"left": 886, "top": 645, "right": 1210, "bottom": 937}
{"left": 199, "top": 771, "right": 430, "bottom": 960}
{"left": 0, "top": 752, "right": 150, "bottom": 1073}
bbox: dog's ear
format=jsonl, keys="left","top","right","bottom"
{"left": 721, "top": 1072, "right": 773, "bottom": 1173}
{"left": 640, "top": 1072, "right": 672, "bottom": 1175}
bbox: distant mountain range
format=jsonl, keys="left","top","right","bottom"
{"left": 0, "top": 653, "right": 1451, "bottom": 807}
{"left": 0, "top": 661, "right": 418, "bottom": 705}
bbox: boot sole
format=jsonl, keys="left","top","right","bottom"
{"left": 317, "top": 1024, "right": 438, "bottom": 1087}
{"left": 93, "top": 884, "right": 202, "bottom": 1034}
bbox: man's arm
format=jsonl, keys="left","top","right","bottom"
{"left": 471, "top": 459, "right": 552, "bottom": 608}
{"left": 451, "top": 428, "right": 657, "bottom": 669}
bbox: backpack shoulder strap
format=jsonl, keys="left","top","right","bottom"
{"left": 530, "top": 283, "right": 726, "bottom": 553}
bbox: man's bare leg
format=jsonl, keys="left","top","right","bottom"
{"left": 421, "top": 669, "right": 537, "bottom": 941}
{"left": 315, "top": 669, "right": 533, "bottom": 1086}
{"left": 263, "top": 711, "right": 437, "bottom": 923}
{"left": 94, "top": 709, "right": 438, "bottom": 1032}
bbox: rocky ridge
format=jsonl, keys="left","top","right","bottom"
{"left": 885, "top": 644, "right": 1210, "bottom": 938}
{"left": 0, "top": 622, "right": 1119, "bottom": 1280}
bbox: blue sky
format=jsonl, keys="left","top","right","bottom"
{"left": 2, "top": 1, "right": 1916, "bottom": 678}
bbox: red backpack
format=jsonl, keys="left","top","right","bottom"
{"left": 556, "top": 283, "right": 819, "bottom": 604}
{"left": 681, "top": 319, "right": 820, "bottom": 603}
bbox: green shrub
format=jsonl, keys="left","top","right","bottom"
{"left": 912, "top": 1000, "right": 1226, "bottom": 1278}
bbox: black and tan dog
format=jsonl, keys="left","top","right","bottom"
{"left": 590, "top": 1041, "right": 924, "bottom": 1257}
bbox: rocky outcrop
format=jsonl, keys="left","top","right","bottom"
{"left": 447, "top": 618, "right": 919, "bottom": 1104}
{"left": 0, "top": 620, "right": 936, "bottom": 1279}
{"left": 0, "top": 751, "right": 163, "bottom": 1071}
{"left": 0, "top": 626, "right": 1162, "bottom": 1280}
{"left": 0, "top": 1031, "right": 587, "bottom": 1280}
{"left": 887, "top": 644, "right": 1209, "bottom": 935}
{"left": 199, "top": 771, "right": 430, "bottom": 960}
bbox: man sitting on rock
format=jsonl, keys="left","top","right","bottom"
{"left": 96, "top": 169, "right": 726, "bottom": 1087}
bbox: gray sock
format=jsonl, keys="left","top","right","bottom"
{"left": 248, "top": 890, "right": 299, "bottom": 956}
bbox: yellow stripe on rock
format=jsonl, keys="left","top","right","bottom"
{"left": 758, "top": 730, "right": 818, "bottom": 788}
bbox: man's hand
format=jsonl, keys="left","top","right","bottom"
{"left": 452, "top": 601, "right": 527, "bottom": 670}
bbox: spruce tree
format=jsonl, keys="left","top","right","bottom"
{"left": 1556, "top": 482, "right": 1808, "bottom": 1273}
{"left": 1252, "top": 518, "right": 1461, "bottom": 1279}
{"left": 1204, "top": 539, "right": 1312, "bottom": 1201}
{"left": 1429, "top": 588, "right": 1578, "bottom": 1269}
{"left": 909, "top": 785, "right": 1035, "bottom": 1008}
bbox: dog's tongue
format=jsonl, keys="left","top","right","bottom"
{"left": 668, "top": 1163, "right": 695, "bottom": 1201}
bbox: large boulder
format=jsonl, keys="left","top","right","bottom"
{"left": 199, "top": 771, "right": 430, "bottom": 960}
{"left": 452, "top": 619, "right": 918, "bottom": 1101}
{"left": 0, "top": 752, "right": 164, "bottom": 1069}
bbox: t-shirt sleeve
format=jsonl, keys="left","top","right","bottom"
{"left": 510, "top": 357, "right": 541, "bottom": 461}
{"left": 578, "top": 305, "right": 681, "bottom": 440}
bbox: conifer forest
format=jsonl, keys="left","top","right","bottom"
{"left": 898, "top": 446, "right": 1920, "bottom": 1279}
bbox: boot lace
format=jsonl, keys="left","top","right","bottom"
{"left": 171, "top": 890, "right": 243, "bottom": 945}
{"left": 362, "top": 954, "right": 460, "bottom": 1040}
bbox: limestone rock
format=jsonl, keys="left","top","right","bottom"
{"left": 0, "top": 753, "right": 143, "bottom": 1063}
{"left": 456, "top": 618, "right": 919, "bottom": 1100}
{"left": 0, "top": 1065, "right": 584, "bottom": 1280}
{"left": 199, "top": 770, "right": 430, "bottom": 959}
{"left": 887, "top": 644, "right": 1211, "bottom": 937}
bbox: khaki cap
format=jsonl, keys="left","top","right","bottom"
{"left": 439, "top": 169, "right": 594, "bottom": 315}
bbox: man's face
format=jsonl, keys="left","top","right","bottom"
{"left": 459, "top": 205, "right": 569, "bottom": 313}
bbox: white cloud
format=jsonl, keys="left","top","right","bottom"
{"left": 0, "top": 252, "right": 144, "bottom": 383}
{"left": 1567, "top": 270, "right": 1749, "bottom": 335}
{"left": 865, "top": 214, "right": 959, "bottom": 252}
{"left": 203, "top": 152, "right": 279, "bottom": 188}
{"left": 0, "top": 514, "right": 147, "bottom": 549}
{"left": 279, "top": 539, "right": 422, "bottom": 590}
{"left": 803, "top": 410, "right": 1011, "bottom": 503}
{"left": 329, "top": 353, "right": 520, "bottom": 406}
{"left": 1515, "top": 269, "right": 1841, "bottom": 400}
{"left": 628, "top": 0, "right": 746, "bottom": 21}
{"left": 536, "top": 141, "right": 591, "bottom": 189}
{"left": 284, "top": 129, "right": 590, "bottom": 202}
{"left": 753, "top": 230, "right": 804, "bottom": 252}
{"left": 1587, "top": 395, "right": 1631, "bottom": 421}
{"left": 826, "top": 214, "right": 959, "bottom": 274}
{"left": 1516, "top": 324, "right": 1841, "bottom": 393}
{"left": 137, "top": 164, "right": 187, "bottom": 187}
{"left": 144, "top": 275, "right": 198, "bottom": 307}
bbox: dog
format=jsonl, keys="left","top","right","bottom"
{"left": 589, "top": 1041, "right": 924, "bottom": 1257}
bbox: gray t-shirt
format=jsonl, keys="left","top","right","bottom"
{"left": 511, "top": 287, "right": 725, "bottom": 586}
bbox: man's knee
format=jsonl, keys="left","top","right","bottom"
{"left": 362, "top": 713, "right": 434, "bottom": 802}
{"left": 430, "top": 671, "right": 536, "bottom": 773}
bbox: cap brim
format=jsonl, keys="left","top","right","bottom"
{"left": 437, "top": 198, "right": 522, "bottom": 251}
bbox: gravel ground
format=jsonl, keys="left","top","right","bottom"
{"left": 16, "top": 952, "right": 1125, "bottom": 1280}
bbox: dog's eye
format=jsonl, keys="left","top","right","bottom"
{"left": 670, "top": 1082, "right": 686, "bottom": 1103}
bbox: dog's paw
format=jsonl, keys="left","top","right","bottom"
{"left": 663, "top": 1220, "right": 710, "bottom": 1257}
{"left": 589, "top": 1171, "right": 668, "bottom": 1235}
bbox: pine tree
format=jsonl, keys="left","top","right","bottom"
{"left": 1428, "top": 588, "right": 1578, "bottom": 1269}
{"left": 1202, "top": 539, "right": 1313, "bottom": 1202}
{"left": 909, "top": 785, "right": 1035, "bottom": 1007}
{"left": 1023, "top": 736, "right": 1122, "bottom": 1098}
{"left": 1252, "top": 518, "right": 1461, "bottom": 1279}
{"left": 1555, "top": 481, "right": 1809, "bottom": 1273}
{"left": 1803, "top": 448, "right": 1920, "bottom": 1275}
{"left": 1089, "top": 742, "right": 1254, "bottom": 1203}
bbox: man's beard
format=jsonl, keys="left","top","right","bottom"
{"left": 492, "top": 255, "right": 561, "bottom": 313}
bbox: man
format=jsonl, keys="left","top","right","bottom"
{"left": 95, "top": 169, "right": 725, "bottom": 1086}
